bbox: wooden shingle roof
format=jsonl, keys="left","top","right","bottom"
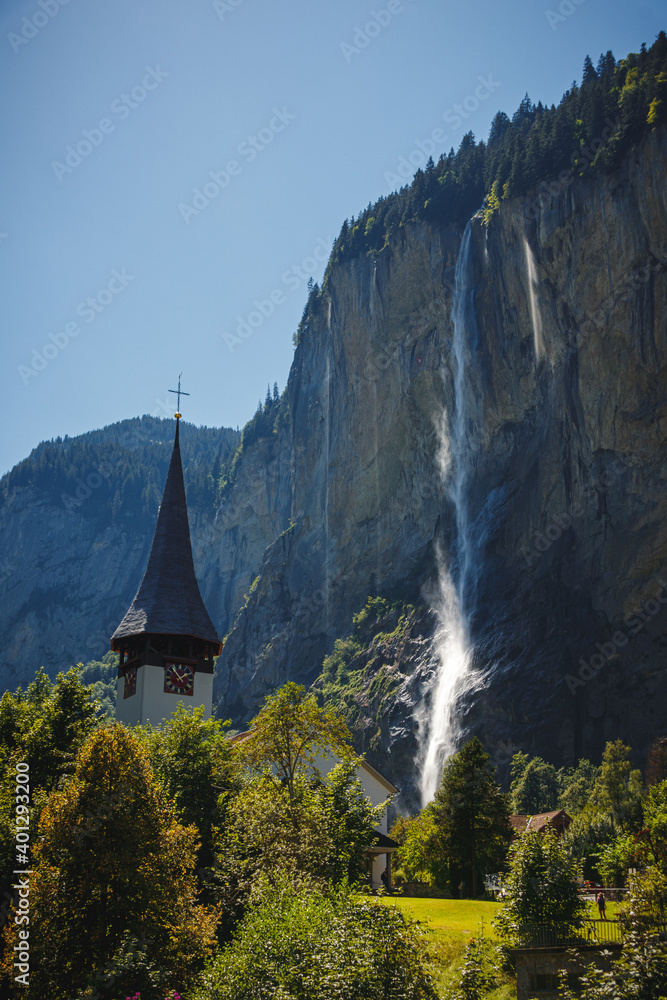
{"left": 110, "top": 420, "right": 222, "bottom": 652}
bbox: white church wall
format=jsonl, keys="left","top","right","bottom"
{"left": 312, "top": 752, "right": 396, "bottom": 834}
{"left": 116, "top": 666, "right": 213, "bottom": 726}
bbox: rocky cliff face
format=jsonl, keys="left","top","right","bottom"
{"left": 0, "top": 420, "right": 239, "bottom": 689}
{"left": 214, "top": 126, "right": 667, "bottom": 809}
{"left": 1, "top": 129, "right": 665, "bottom": 811}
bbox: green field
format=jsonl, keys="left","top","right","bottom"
{"left": 383, "top": 896, "right": 502, "bottom": 940}
{"left": 384, "top": 894, "right": 622, "bottom": 939}
{"left": 380, "top": 897, "right": 512, "bottom": 997}
{"left": 380, "top": 895, "right": 622, "bottom": 997}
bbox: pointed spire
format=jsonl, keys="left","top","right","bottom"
{"left": 111, "top": 420, "right": 221, "bottom": 651}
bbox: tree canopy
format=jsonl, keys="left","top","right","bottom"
{"left": 494, "top": 829, "right": 586, "bottom": 940}
{"left": 137, "top": 704, "right": 237, "bottom": 871}
{"left": 591, "top": 739, "right": 643, "bottom": 831}
{"left": 428, "top": 738, "right": 513, "bottom": 897}
{"left": 510, "top": 752, "right": 560, "bottom": 814}
{"left": 238, "top": 682, "right": 355, "bottom": 803}
{"left": 1, "top": 724, "right": 218, "bottom": 999}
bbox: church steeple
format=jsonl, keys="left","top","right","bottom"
{"left": 111, "top": 398, "right": 221, "bottom": 724}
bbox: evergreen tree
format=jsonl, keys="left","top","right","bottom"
{"left": 582, "top": 54, "right": 597, "bottom": 84}
{"left": 321, "top": 35, "right": 665, "bottom": 274}
{"left": 428, "top": 738, "right": 513, "bottom": 897}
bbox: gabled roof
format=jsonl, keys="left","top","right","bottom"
{"left": 110, "top": 420, "right": 221, "bottom": 651}
{"left": 509, "top": 809, "right": 572, "bottom": 835}
{"left": 359, "top": 758, "right": 400, "bottom": 795}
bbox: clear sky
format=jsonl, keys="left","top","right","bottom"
{"left": 1, "top": 0, "right": 663, "bottom": 476}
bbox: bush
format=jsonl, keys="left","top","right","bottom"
{"left": 494, "top": 829, "right": 585, "bottom": 942}
{"left": 442, "top": 937, "right": 501, "bottom": 1000}
{"left": 193, "top": 876, "right": 439, "bottom": 1000}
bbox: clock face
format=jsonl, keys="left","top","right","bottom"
{"left": 124, "top": 667, "right": 137, "bottom": 699}
{"left": 164, "top": 661, "right": 195, "bottom": 696}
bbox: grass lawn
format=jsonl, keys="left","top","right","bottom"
{"left": 584, "top": 898, "right": 622, "bottom": 920}
{"left": 379, "top": 895, "right": 622, "bottom": 997}
{"left": 380, "top": 897, "right": 514, "bottom": 997}
{"left": 382, "top": 895, "right": 622, "bottom": 940}
{"left": 382, "top": 896, "right": 502, "bottom": 940}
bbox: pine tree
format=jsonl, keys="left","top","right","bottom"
{"left": 582, "top": 55, "right": 597, "bottom": 85}
{"left": 428, "top": 738, "right": 513, "bottom": 897}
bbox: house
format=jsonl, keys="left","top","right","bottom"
{"left": 231, "top": 731, "right": 399, "bottom": 889}
{"left": 509, "top": 809, "right": 572, "bottom": 837}
{"left": 351, "top": 756, "right": 400, "bottom": 889}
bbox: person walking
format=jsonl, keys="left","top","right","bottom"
{"left": 596, "top": 890, "right": 607, "bottom": 920}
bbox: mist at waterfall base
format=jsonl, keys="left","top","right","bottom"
{"left": 419, "top": 546, "right": 475, "bottom": 807}
{"left": 418, "top": 223, "right": 483, "bottom": 808}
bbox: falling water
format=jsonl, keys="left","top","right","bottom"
{"left": 419, "top": 222, "right": 482, "bottom": 807}
{"left": 523, "top": 237, "right": 545, "bottom": 362}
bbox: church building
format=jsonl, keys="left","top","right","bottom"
{"left": 111, "top": 404, "right": 221, "bottom": 725}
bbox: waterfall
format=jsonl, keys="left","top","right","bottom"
{"left": 523, "top": 237, "right": 545, "bottom": 362}
{"left": 419, "top": 222, "right": 481, "bottom": 807}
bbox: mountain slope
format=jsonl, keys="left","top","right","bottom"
{"left": 214, "top": 122, "right": 667, "bottom": 809}
{"left": 1, "top": 41, "right": 666, "bottom": 809}
{"left": 0, "top": 417, "right": 239, "bottom": 688}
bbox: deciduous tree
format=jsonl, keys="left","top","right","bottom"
{"left": 510, "top": 752, "right": 559, "bottom": 814}
{"left": 558, "top": 758, "right": 599, "bottom": 816}
{"left": 238, "top": 682, "right": 355, "bottom": 803}
{"left": 1, "top": 724, "right": 218, "bottom": 1000}
{"left": 494, "top": 829, "right": 585, "bottom": 941}
{"left": 591, "top": 739, "right": 643, "bottom": 832}
{"left": 138, "top": 704, "right": 237, "bottom": 871}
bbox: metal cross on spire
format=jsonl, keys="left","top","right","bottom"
{"left": 169, "top": 373, "right": 190, "bottom": 417}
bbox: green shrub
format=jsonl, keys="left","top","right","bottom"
{"left": 193, "top": 876, "right": 438, "bottom": 1000}
{"left": 494, "top": 829, "right": 585, "bottom": 941}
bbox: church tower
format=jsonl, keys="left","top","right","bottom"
{"left": 111, "top": 397, "right": 221, "bottom": 725}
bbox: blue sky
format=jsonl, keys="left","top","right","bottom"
{"left": 1, "top": 0, "right": 663, "bottom": 476}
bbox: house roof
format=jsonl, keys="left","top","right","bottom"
{"left": 369, "top": 831, "right": 399, "bottom": 852}
{"left": 110, "top": 419, "right": 222, "bottom": 652}
{"left": 509, "top": 809, "right": 572, "bottom": 835}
